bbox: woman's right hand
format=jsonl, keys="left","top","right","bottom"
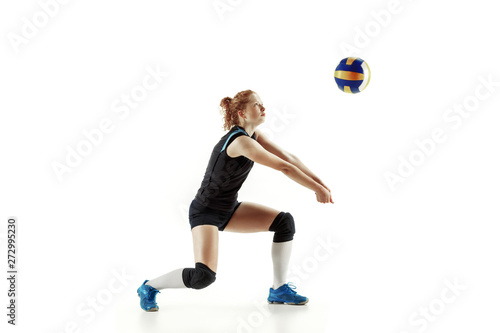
{"left": 315, "top": 186, "right": 333, "bottom": 204}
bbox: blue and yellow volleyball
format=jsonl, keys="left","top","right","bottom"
{"left": 334, "top": 57, "right": 371, "bottom": 94}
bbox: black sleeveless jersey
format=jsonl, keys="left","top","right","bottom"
{"left": 194, "top": 125, "right": 256, "bottom": 211}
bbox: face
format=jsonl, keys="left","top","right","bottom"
{"left": 239, "top": 93, "right": 266, "bottom": 125}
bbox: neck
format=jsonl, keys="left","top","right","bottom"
{"left": 237, "top": 124, "right": 256, "bottom": 137}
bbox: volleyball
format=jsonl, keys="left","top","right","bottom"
{"left": 334, "top": 57, "right": 371, "bottom": 94}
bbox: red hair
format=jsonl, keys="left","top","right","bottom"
{"left": 219, "top": 89, "right": 255, "bottom": 131}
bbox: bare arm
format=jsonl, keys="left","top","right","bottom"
{"left": 255, "top": 129, "right": 330, "bottom": 191}
{"left": 282, "top": 163, "right": 325, "bottom": 193}
{"left": 233, "top": 136, "right": 324, "bottom": 193}
{"left": 286, "top": 154, "right": 330, "bottom": 191}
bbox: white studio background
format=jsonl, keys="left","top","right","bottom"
{"left": 1, "top": 0, "right": 499, "bottom": 332}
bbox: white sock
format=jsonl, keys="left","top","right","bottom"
{"left": 271, "top": 240, "right": 293, "bottom": 289}
{"left": 145, "top": 268, "right": 186, "bottom": 290}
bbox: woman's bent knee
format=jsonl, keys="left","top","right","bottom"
{"left": 182, "top": 262, "right": 216, "bottom": 289}
{"left": 268, "top": 212, "right": 295, "bottom": 242}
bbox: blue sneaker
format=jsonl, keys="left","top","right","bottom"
{"left": 137, "top": 280, "right": 161, "bottom": 312}
{"left": 268, "top": 282, "right": 309, "bottom": 305}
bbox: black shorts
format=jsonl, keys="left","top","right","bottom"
{"left": 189, "top": 199, "right": 242, "bottom": 231}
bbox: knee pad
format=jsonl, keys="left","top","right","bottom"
{"left": 268, "top": 212, "right": 295, "bottom": 243}
{"left": 182, "top": 262, "right": 216, "bottom": 289}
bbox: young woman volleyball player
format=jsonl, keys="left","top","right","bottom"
{"left": 137, "top": 89, "right": 334, "bottom": 311}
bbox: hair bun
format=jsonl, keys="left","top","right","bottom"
{"left": 220, "top": 89, "right": 255, "bottom": 131}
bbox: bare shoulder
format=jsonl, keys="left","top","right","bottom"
{"left": 228, "top": 133, "right": 290, "bottom": 171}
{"left": 254, "top": 128, "right": 261, "bottom": 140}
{"left": 226, "top": 135, "right": 256, "bottom": 158}
{"left": 254, "top": 128, "right": 268, "bottom": 144}
{"left": 253, "top": 128, "right": 292, "bottom": 161}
